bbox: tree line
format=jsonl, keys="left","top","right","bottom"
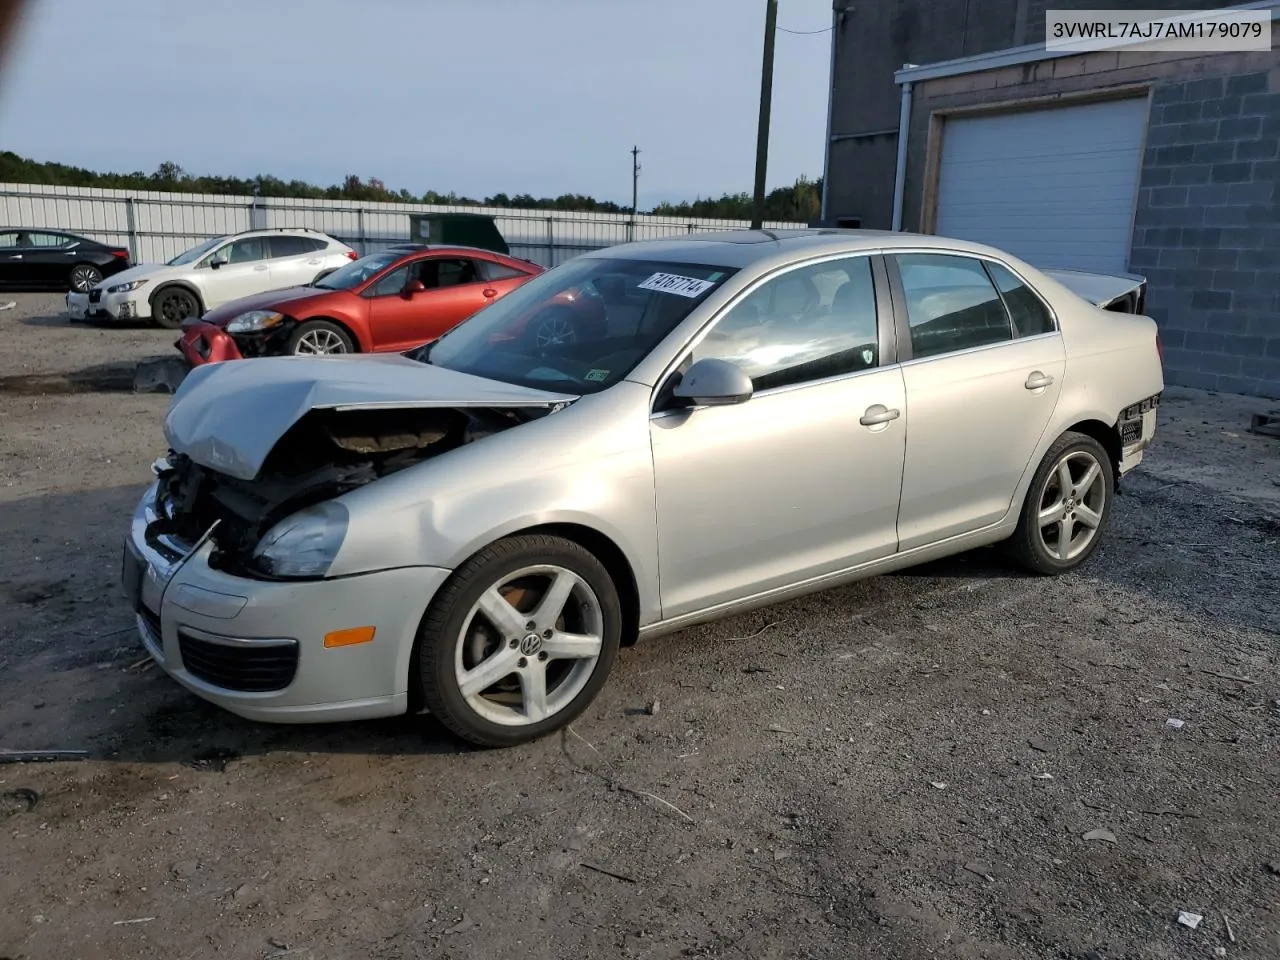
{"left": 0, "top": 152, "right": 822, "bottom": 222}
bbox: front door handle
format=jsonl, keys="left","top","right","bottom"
{"left": 859, "top": 404, "right": 901, "bottom": 427}
{"left": 1025, "top": 371, "right": 1055, "bottom": 390}
{"left": 9, "top": 254, "right": 21, "bottom": 260}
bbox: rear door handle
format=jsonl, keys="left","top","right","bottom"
{"left": 1025, "top": 371, "right": 1055, "bottom": 390}
{"left": 253, "top": 264, "right": 269, "bottom": 272}
{"left": 859, "top": 404, "right": 901, "bottom": 427}
{"left": 482, "top": 287, "right": 498, "bottom": 299}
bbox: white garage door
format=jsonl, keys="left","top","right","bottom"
{"left": 934, "top": 97, "right": 1149, "bottom": 273}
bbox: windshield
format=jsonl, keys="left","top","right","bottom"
{"left": 314, "top": 251, "right": 400, "bottom": 290}
{"left": 167, "top": 236, "right": 228, "bottom": 267}
{"left": 422, "top": 257, "right": 736, "bottom": 394}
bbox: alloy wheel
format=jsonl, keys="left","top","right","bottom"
{"left": 70, "top": 265, "right": 101, "bottom": 293}
{"left": 453, "top": 564, "right": 604, "bottom": 727}
{"left": 294, "top": 329, "right": 349, "bottom": 354}
{"left": 1035, "top": 449, "right": 1106, "bottom": 562}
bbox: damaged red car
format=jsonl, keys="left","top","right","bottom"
{"left": 177, "top": 245, "right": 563, "bottom": 366}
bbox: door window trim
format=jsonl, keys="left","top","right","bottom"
{"left": 650, "top": 251, "right": 899, "bottom": 416}
{"left": 883, "top": 248, "right": 1061, "bottom": 366}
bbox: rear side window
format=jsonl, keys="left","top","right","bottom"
{"left": 985, "top": 261, "right": 1055, "bottom": 337}
{"left": 27, "top": 232, "right": 70, "bottom": 248}
{"left": 269, "top": 235, "right": 314, "bottom": 258}
{"left": 894, "top": 253, "right": 1013, "bottom": 360}
{"left": 479, "top": 260, "right": 528, "bottom": 281}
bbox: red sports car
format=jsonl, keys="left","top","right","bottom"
{"left": 178, "top": 245, "right": 561, "bottom": 366}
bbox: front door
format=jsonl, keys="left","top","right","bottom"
{"left": 650, "top": 254, "right": 908, "bottom": 619}
{"left": 367, "top": 256, "right": 491, "bottom": 350}
{"left": 201, "top": 236, "right": 272, "bottom": 308}
{"left": 887, "top": 252, "right": 1066, "bottom": 550}
{"left": 0, "top": 230, "right": 23, "bottom": 285}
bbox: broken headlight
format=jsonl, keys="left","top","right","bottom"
{"left": 226, "top": 310, "right": 285, "bottom": 334}
{"left": 251, "top": 501, "right": 348, "bottom": 578}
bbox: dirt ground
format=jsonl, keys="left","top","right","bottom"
{"left": 1, "top": 292, "right": 1277, "bottom": 960}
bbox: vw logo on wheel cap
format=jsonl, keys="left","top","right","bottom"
{"left": 520, "top": 633, "right": 543, "bottom": 656}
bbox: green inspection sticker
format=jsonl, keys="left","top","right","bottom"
{"left": 584, "top": 369, "right": 610, "bottom": 382}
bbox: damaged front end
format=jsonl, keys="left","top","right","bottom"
{"left": 149, "top": 404, "right": 537, "bottom": 579}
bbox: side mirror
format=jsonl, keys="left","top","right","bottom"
{"left": 671, "top": 357, "right": 753, "bottom": 406}
{"left": 209, "top": 254, "right": 228, "bottom": 270}
{"left": 402, "top": 279, "right": 426, "bottom": 298}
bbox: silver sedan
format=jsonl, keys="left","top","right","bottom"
{"left": 122, "top": 229, "right": 1164, "bottom": 746}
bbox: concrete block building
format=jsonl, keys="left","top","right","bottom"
{"left": 821, "top": 0, "right": 1280, "bottom": 397}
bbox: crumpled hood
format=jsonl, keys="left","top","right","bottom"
{"left": 164, "top": 353, "right": 577, "bottom": 480}
{"left": 93, "top": 262, "right": 176, "bottom": 289}
{"left": 201, "top": 285, "right": 337, "bottom": 326}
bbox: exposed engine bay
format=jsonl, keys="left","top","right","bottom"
{"left": 151, "top": 405, "right": 540, "bottom": 575}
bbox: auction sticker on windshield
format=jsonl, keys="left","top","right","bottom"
{"left": 638, "top": 272, "right": 716, "bottom": 298}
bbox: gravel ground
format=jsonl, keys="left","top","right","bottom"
{"left": 1, "top": 293, "right": 1278, "bottom": 960}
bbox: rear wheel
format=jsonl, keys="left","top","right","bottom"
{"left": 69, "top": 264, "right": 102, "bottom": 293}
{"left": 151, "top": 287, "right": 201, "bottom": 330}
{"left": 529, "top": 306, "right": 580, "bottom": 349}
{"left": 418, "top": 534, "right": 621, "bottom": 747}
{"left": 1004, "top": 431, "right": 1113, "bottom": 575}
{"left": 287, "top": 320, "right": 354, "bottom": 355}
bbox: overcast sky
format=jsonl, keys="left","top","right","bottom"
{"left": 0, "top": 0, "right": 834, "bottom": 207}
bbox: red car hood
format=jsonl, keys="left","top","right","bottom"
{"left": 199, "top": 285, "right": 341, "bottom": 328}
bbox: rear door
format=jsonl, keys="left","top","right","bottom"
{"left": 366, "top": 255, "right": 491, "bottom": 350}
{"left": 267, "top": 235, "right": 326, "bottom": 289}
{"left": 22, "top": 231, "right": 77, "bottom": 286}
{"left": 476, "top": 257, "right": 535, "bottom": 305}
{"left": 887, "top": 251, "right": 1066, "bottom": 550}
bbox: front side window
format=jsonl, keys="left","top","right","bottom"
{"left": 317, "top": 252, "right": 401, "bottom": 291}
{"left": 894, "top": 253, "right": 1013, "bottom": 360}
{"left": 227, "top": 237, "right": 267, "bottom": 264}
{"left": 985, "top": 261, "right": 1056, "bottom": 337}
{"left": 368, "top": 265, "right": 411, "bottom": 297}
{"left": 690, "top": 255, "right": 880, "bottom": 391}
{"left": 168, "top": 236, "right": 228, "bottom": 267}
{"left": 421, "top": 257, "right": 736, "bottom": 395}
{"left": 0, "top": 231, "right": 20, "bottom": 249}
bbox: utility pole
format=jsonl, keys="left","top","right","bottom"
{"left": 751, "top": 0, "right": 779, "bottom": 230}
{"left": 631, "top": 145, "right": 641, "bottom": 217}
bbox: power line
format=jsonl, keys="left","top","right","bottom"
{"left": 777, "top": 24, "right": 832, "bottom": 35}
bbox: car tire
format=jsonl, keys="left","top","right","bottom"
{"left": 151, "top": 287, "right": 202, "bottom": 330}
{"left": 1004, "top": 430, "right": 1114, "bottom": 576}
{"left": 417, "top": 534, "right": 622, "bottom": 748}
{"left": 287, "top": 320, "right": 354, "bottom": 355}
{"left": 69, "top": 264, "right": 102, "bottom": 293}
{"left": 528, "top": 306, "right": 580, "bottom": 349}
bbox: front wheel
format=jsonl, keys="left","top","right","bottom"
{"left": 418, "top": 534, "right": 622, "bottom": 747}
{"left": 151, "top": 287, "right": 201, "bottom": 330}
{"left": 69, "top": 264, "right": 102, "bottom": 293}
{"left": 287, "top": 320, "right": 354, "bottom": 355}
{"left": 1004, "top": 431, "right": 1114, "bottom": 575}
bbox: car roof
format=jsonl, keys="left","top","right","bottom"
{"left": 581, "top": 228, "right": 1024, "bottom": 272}
{"left": 379, "top": 244, "right": 538, "bottom": 266}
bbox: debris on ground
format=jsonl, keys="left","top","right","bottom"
{"left": 646, "top": 699, "right": 660, "bottom": 716}
{"left": 1223, "top": 912, "right": 1237, "bottom": 943}
{"left": 580, "top": 862, "right": 637, "bottom": 884}
{"left": 1165, "top": 718, "right": 1186, "bottom": 730}
{"left": 1082, "top": 828, "right": 1117, "bottom": 844}
{"left": 183, "top": 747, "right": 240, "bottom": 772}
{"left": 929, "top": 781, "right": 948, "bottom": 789}
{"left": 1176, "top": 910, "right": 1203, "bottom": 929}
{"left": 963, "top": 862, "right": 995, "bottom": 882}
{"left": 0, "top": 749, "right": 88, "bottom": 764}
{"left": 112, "top": 917, "right": 156, "bottom": 926}
{"left": 1032, "top": 773, "right": 1054, "bottom": 780}
{"left": 1, "top": 788, "right": 40, "bottom": 816}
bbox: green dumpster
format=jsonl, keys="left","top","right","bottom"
{"left": 407, "top": 212, "right": 509, "bottom": 255}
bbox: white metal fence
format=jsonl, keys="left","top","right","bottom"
{"left": 0, "top": 183, "right": 805, "bottom": 268}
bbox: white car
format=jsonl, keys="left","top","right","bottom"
{"left": 66, "top": 228, "right": 357, "bottom": 329}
